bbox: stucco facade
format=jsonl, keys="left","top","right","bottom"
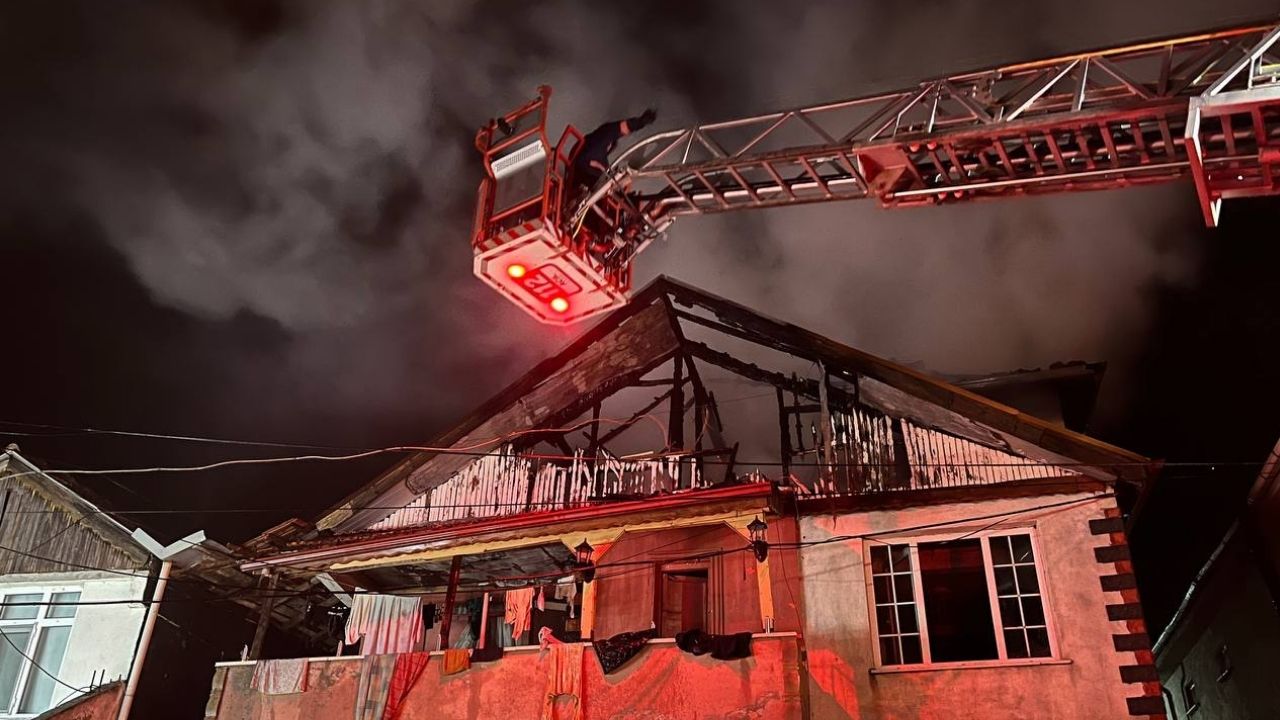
{"left": 799, "top": 491, "right": 1143, "bottom": 720}
{"left": 0, "top": 572, "right": 146, "bottom": 717}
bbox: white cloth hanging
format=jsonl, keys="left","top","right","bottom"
{"left": 345, "top": 592, "right": 425, "bottom": 654}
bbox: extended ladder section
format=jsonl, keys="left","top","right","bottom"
{"left": 587, "top": 21, "right": 1280, "bottom": 234}
{"left": 476, "top": 21, "right": 1280, "bottom": 325}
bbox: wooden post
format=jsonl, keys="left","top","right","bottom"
{"left": 578, "top": 542, "right": 613, "bottom": 639}
{"left": 248, "top": 571, "right": 278, "bottom": 660}
{"left": 588, "top": 403, "right": 602, "bottom": 498}
{"left": 478, "top": 591, "right": 490, "bottom": 650}
{"left": 818, "top": 361, "right": 836, "bottom": 494}
{"left": 669, "top": 355, "right": 685, "bottom": 451}
{"left": 439, "top": 555, "right": 462, "bottom": 650}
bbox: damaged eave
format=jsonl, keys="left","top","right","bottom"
{"left": 243, "top": 482, "right": 775, "bottom": 573}
{"left": 313, "top": 286, "right": 685, "bottom": 534}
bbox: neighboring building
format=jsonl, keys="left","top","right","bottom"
{"left": 210, "top": 278, "right": 1163, "bottom": 720}
{"left": 0, "top": 447, "right": 339, "bottom": 720}
{"left": 1154, "top": 440, "right": 1280, "bottom": 720}
{"left": 0, "top": 447, "right": 152, "bottom": 718}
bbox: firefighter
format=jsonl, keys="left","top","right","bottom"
{"left": 571, "top": 108, "right": 657, "bottom": 194}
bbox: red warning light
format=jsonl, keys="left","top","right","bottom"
{"left": 549, "top": 297, "right": 569, "bottom": 313}
{"left": 506, "top": 264, "right": 527, "bottom": 279}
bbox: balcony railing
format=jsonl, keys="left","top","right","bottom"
{"left": 373, "top": 446, "right": 739, "bottom": 530}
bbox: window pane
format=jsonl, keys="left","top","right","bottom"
{"left": 1, "top": 594, "right": 41, "bottom": 620}
{"left": 880, "top": 636, "right": 901, "bottom": 665}
{"left": 918, "top": 540, "right": 998, "bottom": 662}
{"left": 873, "top": 576, "right": 893, "bottom": 604}
{"left": 999, "top": 597, "right": 1022, "bottom": 626}
{"left": 876, "top": 606, "right": 899, "bottom": 634}
{"left": 900, "top": 635, "right": 923, "bottom": 664}
{"left": 897, "top": 604, "right": 919, "bottom": 633}
{"left": 870, "top": 546, "right": 889, "bottom": 574}
{"left": 889, "top": 545, "right": 910, "bottom": 572}
{"left": 893, "top": 574, "right": 913, "bottom": 602}
{"left": 1015, "top": 566, "right": 1040, "bottom": 594}
{"left": 0, "top": 627, "right": 33, "bottom": 708}
{"left": 1010, "top": 535, "right": 1034, "bottom": 563}
{"left": 1004, "top": 629, "right": 1029, "bottom": 659}
{"left": 994, "top": 567, "right": 1016, "bottom": 595}
{"left": 47, "top": 592, "right": 80, "bottom": 620}
{"left": 1021, "top": 596, "right": 1046, "bottom": 626}
{"left": 19, "top": 624, "right": 72, "bottom": 713}
{"left": 1027, "top": 627, "right": 1051, "bottom": 658}
{"left": 989, "top": 535, "right": 1011, "bottom": 565}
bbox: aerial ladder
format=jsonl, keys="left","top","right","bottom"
{"left": 472, "top": 20, "right": 1280, "bottom": 325}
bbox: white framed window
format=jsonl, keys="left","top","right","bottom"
{"left": 865, "top": 529, "right": 1058, "bottom": 668}
{"left": 0, "top": 588, "right": 81, "bottom": 718}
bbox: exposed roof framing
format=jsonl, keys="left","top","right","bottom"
{"left": 309, "top": 277, "right": 1153, "bottom": 538}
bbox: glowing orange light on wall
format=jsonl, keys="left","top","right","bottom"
{"left": 550, "top": 297, "right": 569, "bottom": 313}
{"left": 506, "top": 264, "right": 527, "bottom": 279}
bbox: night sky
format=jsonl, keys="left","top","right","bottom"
{"left": 3, "top": 1, "right": 1279, "bottom": 632}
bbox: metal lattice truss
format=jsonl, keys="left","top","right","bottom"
{"left": 576, "top": 21, "right": 1280, "bottom": 240}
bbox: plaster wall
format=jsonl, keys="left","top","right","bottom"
{"left": 799, "top": 492, "right": 1133, "bottom": 720}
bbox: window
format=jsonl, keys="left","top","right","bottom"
{"left": 0, "top": 589, "right": 80, "bottom": 717}
{"left": 867, "top": 531, "right": 1055, "bottom": 667}
{"left": 1182, "top": 677, "right": 1198, "bottom": 714}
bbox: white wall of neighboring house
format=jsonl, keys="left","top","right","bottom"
{"left": 798, "top": 491, "right": 1134, "bottom": 720}
{"left": 0, "top": 570, "right": 147, "bottom": 717}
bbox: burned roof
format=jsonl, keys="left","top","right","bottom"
{"left": 306, "top": 276, "right": 1152, "bottom": 538}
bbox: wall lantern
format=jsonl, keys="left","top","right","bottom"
{"left": 747, "top": 517, "right": 769, "bottom": 562}
{"left": 573, "top": 538, "right": 596, "bottom": 583}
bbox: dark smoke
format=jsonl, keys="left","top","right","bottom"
{"left": 2, "top": 0, "right": 1275, "bottom": 459}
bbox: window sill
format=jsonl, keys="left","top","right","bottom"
{"left": 870, "top": 657, "right": 1072, "bottom": 675}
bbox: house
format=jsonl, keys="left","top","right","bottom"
{"left": 1153, "top": 439, "right": 1280, "bottom": 719}
{"left": 0, "top": 447, "right": 340, "bottom": 719}
{"left": 209, "top": 278, "right": 1163, "bottom": 720}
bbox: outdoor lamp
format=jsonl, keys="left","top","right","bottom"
{"left": 748, "top": 516, "right": 769, "bottom": 562}
{"left": 573, "top": 538, "right": 596, "bottom": 583}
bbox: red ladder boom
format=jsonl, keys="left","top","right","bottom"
{"left": 474, "top": 20, "right": 1280, "bottom": 325}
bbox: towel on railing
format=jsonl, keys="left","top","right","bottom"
{"left": 384, "top": 652, "right": 430, "bottom": 720}
{"left": 353, "top": 654, "right": 396, "bottom": 720}
{"left": 345, "top": 593, "right": 425, "bottom": 654}
{"left": 542, "top": 643, "right": 584, "bottom": 720}
{"left": 674, "top": 629, "right": 753, "bottom": 660}
{"left": 442, "top": 648, "right": 472, "bottom": 675}
{"left": 591, "top": 628, "right": 656, "bottom": 674}
{"left": 250, "top": 658, "right": 309, "bottom": 695}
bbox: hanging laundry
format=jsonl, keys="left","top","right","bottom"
{"left": 538, "top": 626, "right": 563, "bottom": 652}
{"left": 353, "top": 654, "right": 396, "bottom": 720}
{"left": 442, "top": 648, "right": 472, "bottom": 675}
{"left": 504, "top": 587, "right": 536, "bottom": 642}
{"left": 536, "top": 585, "right": 546, "bottom": 612}
{"left": 591, "top": 628, "right": 656, "bottom": 674}
{"left": 674, "top": 629, "right": 753, "bottom": 660}
{"left": 553, "top": 578, "right": 578, "bottom": 618}
{"left": 542, "top": 643, "right": 585, "bottom": 720}
{"left": 250, "top": 658, "right": 309, "bottom": 695}
{"left": 345, "top": 593, "right": 426, "bottom": 654}
{"left": 384, "top": 652, "right": 431, "bottom": 720}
